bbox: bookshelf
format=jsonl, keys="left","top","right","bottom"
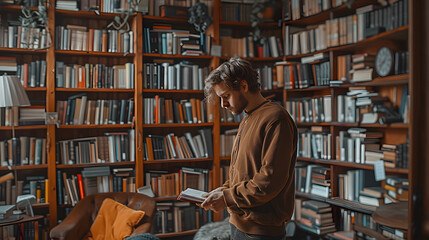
{"left": 0, "top": 0, "right": 421, "bottom": 239}
{"left": 283, "top": 0, "right": 413, "bottom": 239}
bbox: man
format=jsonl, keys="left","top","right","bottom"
{"left": 201, "top": 57, "right": 298, "bottom": 240}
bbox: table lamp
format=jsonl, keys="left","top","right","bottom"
{"left": 0, "top": 75, "right": 30, "bottom": 186}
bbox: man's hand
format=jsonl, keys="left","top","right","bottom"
{"left": 200, "top": 191, "right": 226, "bottom": 212}
{"left": 202, "top": 186, "right": 227, "bottom": 198}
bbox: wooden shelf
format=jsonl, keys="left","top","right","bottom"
{"left": 24, "top": 87, "right": 47, "bottom": 91}
{"left": 295, "top": 122, "right": 408, "bottom": 129}
{"left": 143, "top": 123, "right": 214, "bottom": 128}
{"left": 353, "top": 224, "right": 389, "bottom": 240}
{"left": 285, "top": 26, "right": 408, "bottom": 59}
{"left": 55, "top": 9, "right": 137, "bottom": 19}
{"left": 286, "top": 86, "right": 331, "bottom": 92}
{"left": 143, "top": 53, "right": 212, "bottom": 59}
{"left": 220, "top": 122, "right": 240, "bottom": 127}
{"left": 56, "top": 161, "right": 134, "bottom": 169}
{"left": 143, "top": 15, "right": 189, "bottom": 23}
{"left": 142, "top": 89, "right": 204, "bottom": 94}
{"left": 55, "top": 50, "right": 135, "bottom": 57}
{"left": 220, "top": 156, "right": 231, "bottom": 161}
{"left": 261, "top": 89, "right": 284, "bottom": 93}
{"left": 220, "top": 56, "right": 283, "bottom": 62}
{"left": 297, "top": 157, "right": 409, "bottom": 174}
{"left": 144, "top": 158, "right": 212, "bottom": 164}
{"left": 32, "top": 203, "right": 50, "bottom": 208}
{"left": 343, "top": 74, "right": 409, "bottom": 87}
{"left": 58, "top": 124, "right": 132, "bottom": 129}
{"left": 0, "top": 47, "right": 46, "bottom": 54}
{"left": 296, "top": 122, "right": 331, "bottom": 127}
{"left": 327, "top": 197, "right": 376, "bottom": 215}
{"left": 330, "top": 122, "right": 409, "bottom": 129}
{"left": 0, "top": 164, "right": 48, "bottom": 171}
{"left": 155, "top": 196, "right": 178, "bottom": 201}
{"left": 0, "top": 125, "right": 47, "bottom": 130}
{"left": 156, "top": 229, "right": 198, "bottom": 238}
{"left": 286, "top": 0, "right": 376, "bottom": 26}
{"left": 220, "top": 21, "right": 278, "bottom": 28}
{"left": 55, "top": 88, "right": 134, "bottom": 93}
{"left": 334, "top": 25, "right": 409, "bottom": 52}
{"left": 0, "top": 4, "right": 40, "bottom": 12}
{"left": 295, "top": 191, "right": 328, "bottom": 202}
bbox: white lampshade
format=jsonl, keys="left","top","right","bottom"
{"left": 0, "top": 75, "right": 30, "bottom": 107}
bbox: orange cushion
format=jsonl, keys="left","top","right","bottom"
{"left": 87, "top": 198, "right": 145, "bottom": 240}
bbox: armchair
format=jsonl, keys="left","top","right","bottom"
{"left": 50, "top": 192, "right": 156, "bottom": 240}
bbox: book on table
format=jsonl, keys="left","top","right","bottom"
{"left": 177, "top": 188, "right": 207, "bottom": 204}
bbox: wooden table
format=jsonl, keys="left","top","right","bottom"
{"left": 0, "top": 215, "right": 43, "bottom": 240}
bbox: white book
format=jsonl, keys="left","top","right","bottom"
{"left": 177, "top": 188, "right": 207, "bottom": 204}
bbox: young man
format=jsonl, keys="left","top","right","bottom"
{"left": 201, "top": 57, "right": 298, "bottom": 240}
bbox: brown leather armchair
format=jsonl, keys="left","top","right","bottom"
{"left": 50, "top": 192, "right": 156, "bottom": 240}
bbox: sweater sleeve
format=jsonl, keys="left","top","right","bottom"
{"left": 223, "top": 118, "right": 295, "bottom": 208}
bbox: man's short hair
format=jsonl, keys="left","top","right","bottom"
{"left": 204, "top": 56, "right": 260, "bottom": 103}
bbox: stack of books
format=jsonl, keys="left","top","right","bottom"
{"left": 299, "top": 200, "right": 336, "bottom": 235}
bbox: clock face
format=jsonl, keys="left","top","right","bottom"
{"left": 375, "top": 47, "right": 394, "bottom": 77}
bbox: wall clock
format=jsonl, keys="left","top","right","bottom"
{"left": 375, "top": 47, "right": 394, "bottom": 77}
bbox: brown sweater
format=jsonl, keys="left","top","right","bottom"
{"left": 222, "top": 101, "right": 297, "bottom": 236}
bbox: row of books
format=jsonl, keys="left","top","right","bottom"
{"left": 336, "top": 128, "right": 383, "bottom": 164}
{"left": 0, "top": 176, "right": 48, "bottom": 206}
{"left": 143, "top": 97, "right": 213, "bottom": 124}
{"left": 56, "top": 130, "right": 135, "bottom": 165}
{"left": 220, "top": 128, "right": 238, "bottom": 157}
{"left": 0, "top": 137, "right": 47, "bottom": 167}
{"left": 276, "top": 60, "right": 331, "bottom": 89}
{"left": 0, "top": 107, "right": 46, "bottom": 126}
{"left": 146, "top": 167, "right": 212, "bottom": 197}
{"left": 143, "top": 28, "right": 211, "bottom": 56}
{"left": 288, "top": 0, "right": 348, "bottom": 21}
{"left": 57, "top": 167, "right": 135, "bottom": 206}
{"left": 220, "top": 35, "right": 283, "bottom": 58}
{"left": 338, "top": 171, "right": 408, "bottom": 207}
{"left": 0, "top": 24, "right": 48, "bottom": 49}
{"left": 0, "top": 221, "right": 44, "bottom": 240}
{"left": 144, "top": 129, "right": 213, "bottom": 161}
{"left": 297, "top": 127, "right": 332, "bottom": 160}
{"left": 2, "top": 0, "right": 39, "bottom": 6}
{"left": 295, "top": 164, "right": 331, "bottom": 198}
{"left": 0, "top": 57, "right": 48, "bottom": 89}
{"left": 220, "top": 108, "right": 245, "bottom": 123}
{"left": 143, "top": 62, "right": 209, "bottom": 90}
{"left": 284, "top": 1, "right": 408, "bottom": 56}
{"left": 56, "top": 96, "right": 134, "bottom": 125}
{"left": 286, "top": 96, "right": 333, "bottom": 123}
{"left": 57, "top": 0, "right": 146, "bottom": 12}
{"left": 55, "top": 25, "right": 134, "bottom": 53}
{"left": 154, "top": 202, "right": 212, "bottom": 234}
{"left": 295, "top": 199, "right": 336, "bottom": 235}
{"left": 56, "top": 62, "right": 135, "bottom": 89}
{"left": 147, "top": 0, "right": 213, "bottom": 17}
{"left": 221, "top": 1, "right": 252, "bottom": 22}
{"left": 336, "top": 87, "right": 407, "bottom": 124}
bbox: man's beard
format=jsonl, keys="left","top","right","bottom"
{"left": 230, "top": 92, "right": 248, "bottom": 115}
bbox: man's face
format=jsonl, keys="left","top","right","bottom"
{"left": 213, "top": 81, "right": 248, "bottom": 115}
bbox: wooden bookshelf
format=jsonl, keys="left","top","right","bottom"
{"left": 143, "top": 123, "right": 214, "bottom": 128}
{"left": 56, "top": 162, "right": 134, "bottom": 169}
{"left": 55, "top": 50, "right": 135, "bottom": 57}
{"left": 297, "top": 157, "right": 409, "bottom": 174}
{"left": 2, "top": 0, "right": 418, "bottom": 238}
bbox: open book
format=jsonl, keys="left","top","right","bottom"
{"left": 177, "top": 188, "right": 208, "bottom": 204}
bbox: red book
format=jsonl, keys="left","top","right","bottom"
{"left": 77, "top": 174, "right": 85, "bottom": 200}
{"left": 257, "top": 46, "right": 264, "bottom": 58}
